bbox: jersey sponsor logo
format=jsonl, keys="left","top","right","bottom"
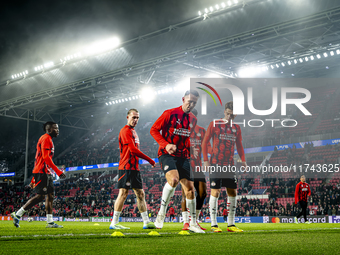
{"left": 302, "top": 188, "right": 308, "bottom": 191}
{"left": 218, "top": 133, "right": 236, "bottom": 141}
{"left": 173, "top": 128, "right": 191, "bottom": 137}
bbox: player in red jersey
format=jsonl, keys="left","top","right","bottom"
{"left": 109, "top": 109, "right": 156, "bottom": 230}
{"left": 11, "top": 121, "right": 66, "bottom": 228}
{"left": 294, "top": 175, "right": 311, "bottom": 224}
{"left": 150, "top": 90, "right": 205, "bottom": 233}
{"left": 181, "top": 108, "right": 211, "bottom": 231}
{"left": 202, "top": 101, "right": 247, "bottom": 233}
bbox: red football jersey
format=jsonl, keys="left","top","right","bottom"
{"left": 32, "top": 133, "right": 62, "bottom": 176}
{"left": 119, "top": 125, "right": 140, "bottom": 170}
{"left": 202, "top": 119, "right": 245, "bottom": 165}
{"left": 150, "top": 106, "right": 197, "bottom": 159}
{"left": 190, "top": 124, "right": 211, "bottom": 170}
{"left": 295, "top": 181, "right": 311, "bottom": 204}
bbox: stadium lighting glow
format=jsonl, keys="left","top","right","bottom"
{"left": 221, "top": 2, "right": 226, "bottom": 8}
{"left": 106, "top": 103, "right": 108, "bottom": 105}
{"left": 227, "top": 1, "right": 232, "bottom": 6}
{"left": 287, "top": 61, "right": 292, "bottom": 65}
{"left": 112, "top": 101, "right": 115, "bottom": 104}
{"left": 281, "top": 62, "right": 285, "bottom": 67}
{"left": 316, "top": 54, "right": 321, "bottom": 59}
{"left": 294, "top": 59, "right": 297, "bottom": 64}
{"left": 336, "top": 49, "right": 340, "bottom": 55}
{"left": 118, "top": 99, "right": 121, "bottom": 103}
{"left": 323, "top": 52, "right": 328, "bottom": 57}
{"left": 304, "top": 57, "right": 308, "bottom": 62}
{"left": 299, "top": 58, "right": 303, "bottom": 63}
{"left": 198, "top": 11, "right": 202, "bottom": 16}
{"left": 275, "top": 64, "right": 279, "bottom": 68}
{"left": 215, "top": 4, "right": 220, "bottom": 10}
{"left": 86, "top": 37, "right": 120, "bottom": 55}
{"left": 128, "top": 97, "right": 131, "bottom": 101}
{"left": 209, "top": 6, "right": 214, "bottom": 12}
{"left": 270, "top": 65, "right": 274, "bottom": 69}
{"left": 233, "top": 0, "right": 238, "bottom": 3}
{"left": 141, "top": 87, "right": 155, "bottom": 103}
{"left": 204, "top": 8, "right": 209, "bottom": 13}
{"left": 310, "top": 56, "right": 314, "bottom": 60}
{"left": 115, "top": 100, "right": 118, "bottom": 104}
{"left": 330, "top": 51, "right": 334, "bottom": 56}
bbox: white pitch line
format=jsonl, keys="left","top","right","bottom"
{"left": 1, "top": 227, "right": 339, "bottom": 239}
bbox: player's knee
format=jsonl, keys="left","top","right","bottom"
{"left": 168, "top": 178, "right": 179, "bottom": 187}
{"left": 185, "top": 189, "right": 195, "bottom": 199}
{"left": 136, "top": 190, "right": 145, "bottom": 201}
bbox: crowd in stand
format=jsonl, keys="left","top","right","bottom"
{"left": 1, "top": 174, "right": 339, "bottom": 219}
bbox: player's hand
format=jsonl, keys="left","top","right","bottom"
{"left": 29, "top": 182, "right": 35, "bottom": 189}
{"left": 150, "top": 161, "right": 156, "bottom": 168}
{"left": 59, "top": 173, "right": 67, "bottom": 179}
{"left": 165, "top": 144, "right": 177, "bottom": 155}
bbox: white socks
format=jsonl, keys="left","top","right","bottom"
{"left": 47, "top": 214, "right": 53, "bottom": 223}
{"left": 196, "top": 209, "right": 201, "bottom": 221}
{"left": 182, "top": 211, "right": 189, "bottom": 224}
{"left": 209, "top": 195, "right": 218, "bottom": 226}
{"left": 186, "top": 198, "right": 197, "bottom": 226}
{"left": 112, "top": 211, "right": 121, "bottom": 225}
{"left": 227, "top": 196, "right": 236, "bottom": 226}
{"left": 159, "top": 183, "right": 176, "bottom": 215}
{"left": 141, "top": 211, "right": 150, "bottom": 225}
{"left": 16, "top": 207, "right": 26, "bottom": 217}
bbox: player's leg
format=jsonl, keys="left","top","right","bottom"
{"left": 181, "top": 178, "right": 204, "bottom": 233}
{"left": 302, "top": 201, "right": 309, "bottom": 223}
{"left": 195, "top": 180, "right": 207, "bottom": 230}
{"left": 11, "top": 173, "right": 46, "bottom": 228}
{"left": 295, "top": 201, "right": 304, "bottom": 223}
{"left": 110, "top": 170, "right": 131, "bottom": 229}
{"left": 181, "top": 187, "right": 190, "bottom": 230}
{"left": 45, "top": 175, "right": 62, "bottom": 228}
{"left": 133, "top": 188, "right": 155, "bottom": 229}
{"left": 210, "top": 187, "right": 221, "bottom": 232}
{"left": 11, "top": 194, "right": 45, "bottom": 228}
{"left": 110, "top": 188, "right": 129, "bottom": 229}
{"left": 226, "top": 187, "right": 242, "bottom": 232}
{"left": 155, "top": 155, "right": 178, "bottom": 229}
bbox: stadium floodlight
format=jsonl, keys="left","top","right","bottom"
{"left": 209, "top": 6, "right": 214, "bottom": 12}
{"left": 281, "top": 62, "right": 285, "bottom": 67}
{"left": 275, "top": 64, "right": 279, "bottom": 68}
{"left": 115, "top": 100, "right": 118, "bottom": 104}
{"left": 221, "top": 2, "right": 226, "bottom": 8}
{"left": 86, "top": 37, "right": 120, "bottom": 55}
{"left": 270, "top": 65, "right": 274, "bottom": 69}
{"left": 233, "top": 0, "right": 238, "bottom": 3}
{"left": 25, "top": 70, "right": 28, "bottom": 74}
{"left": 215, "top": 4, "right": 220, "bottom": 10}
{"left": 118, "top": 99, "right": 121, "bottom": 103}
{"left": 198, "top": 11, "right": 202, "bottom": 16}
{"left": 105, "top": 103, "right": 108, "bottom": 105}
{"left": 132, "top": 96, "right": 135, "bottom": 100}
{"left": 204, "top": 8, "right": 209, "bottom": 13}
{"left": 330, "top": 51, "right": 334, "bottom": 56}
{"left": 294, "top": 59, "right": 297, "bottom": 64}
{"left": 336, "top": 49, "right": 340, "bottom": 55}
{"left": 141, "top": 87, "right": 155, "bottom": 103}
{"left": 228, "top": 1, "right": 232, "bottom": 6}
{"left": 287, "top": 61, "right": 292, "bottom": 65}
{"left": 112, "top": 101, "right": 115, "bottom": 104}
{"left": 316, "top": 54, "right": 321, "bottom": 59}
{"left": 305, "top": 57, "right": 309, "bottom": 62}
{"left": 128, "top": 97, "right": 131, "bottom": 100}
{"left": 310, "top": 56, "right": 314, "bottom": 60}
{"left": 109, "top": 102, "right": 112, "bottom": 105}
{"left": 323, "top": 52, "right": 328, "bottom": 57}
{"left": 299, "top": 58, "right": 303, "bottom": 63}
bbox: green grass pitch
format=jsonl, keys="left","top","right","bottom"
{"left": 1, "top": 221, "right": 340, "bottom": 254}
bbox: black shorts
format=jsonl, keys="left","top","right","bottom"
{"left": 209, "top": 177, "right": 237, "bottom": 189}
{"left": 193, "top": 171, "right": 206, "bottom": 183}
{"left": 159, "top": 154, "right": 192, "bottom": 181}
{"left": 117, "top": 170, "right": 143, "bottom": 189}
{"left": 33, "top": 173, "right": 54, "bottom": 195}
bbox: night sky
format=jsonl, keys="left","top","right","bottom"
{"left": 0, "top": 0, "right": 212, "bottom": 81}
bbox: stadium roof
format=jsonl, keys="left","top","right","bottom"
{"left": 1, "top": 0, "right": 340, "bottom": 129}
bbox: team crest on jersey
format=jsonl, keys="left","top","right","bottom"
{"left": 211, "top": 181, "right": 216, "bottom": 186}
{"left": 164, "top": 165, "right": 169, "bottom": 170}
{"left": 232, "top": 129, "right": 236, "bottom": 132}
{"left": 189, "top": 124, "right": 193, "bottom": 128}
{"left": 43, "top": 187, "right": 47, "bottom": 192}
{"left": 197, "top": 133, "right": 201, "bottom": 137}
{"left": 126, "top": 182, "right": 131, "bottom": 186}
